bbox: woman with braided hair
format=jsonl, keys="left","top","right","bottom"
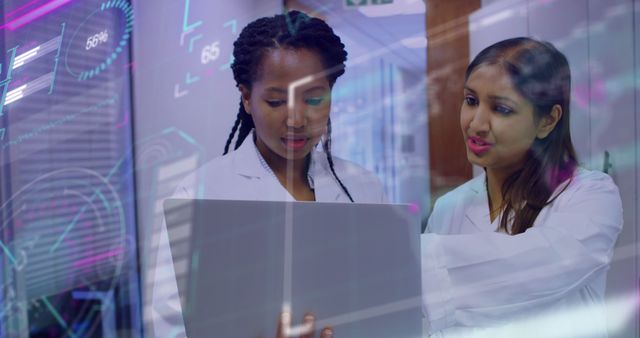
{"left": 216, "top": 9, "right": 382, "bottom": 203}
{"left": 152, "top": 10, "right": 385, "bottom": 338}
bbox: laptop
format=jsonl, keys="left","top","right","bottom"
{"left": 163, "top": 199, "right": 423, "bottom": 338}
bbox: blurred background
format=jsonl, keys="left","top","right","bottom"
{"left": 0, "top": 0, "right": 638, "bottom": 336}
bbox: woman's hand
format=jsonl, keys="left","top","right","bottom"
{"left": 275, "top": 311, "right": 333, "bottom": 338}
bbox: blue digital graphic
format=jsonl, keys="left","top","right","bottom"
{"left": 64, "top": 1, "right": 133, "bottom": 81}
{"left": 0, "top": 0, "right": 141, "bottom": 336}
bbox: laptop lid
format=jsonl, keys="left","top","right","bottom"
{"left": 163, "top": 199, "right": 422, "bottom": 338}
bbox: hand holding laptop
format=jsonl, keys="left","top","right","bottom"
{"left": 274, "top": 312, "right": 333, "bottom": 338}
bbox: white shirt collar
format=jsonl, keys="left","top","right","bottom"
{"left": 231, "top": 133, "right": 318, "bottom": 190}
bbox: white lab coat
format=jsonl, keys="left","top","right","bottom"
{"left": 151, "top": 138, "right": 386, "bottom": 338}
{"left": 421, "top": 168, "right": 623, "bottom": 338}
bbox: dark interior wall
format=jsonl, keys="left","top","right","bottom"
{"left": 426, "top": 0, "right": 480, "bottom": 199}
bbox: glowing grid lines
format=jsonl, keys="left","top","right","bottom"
{"left": 4, "top": 85, "right": 27, "bottom": 105}
{"left": 4, "top": 73, "right": 54, "bottom": 106}
{"left": 182, "top": 0, "right": 202, "bottom": 32}
{"left": 0, "top": 47, "right": 18, "bottom": 115}
{"left": 12, "top": 34, "right": 63, "bottom": 69}
{"left": 73, "top": 1, "right": 133, "bottom": 81}
{"left": 41, "top": 296, "right": 78, "bottom": 338}
{"left": 0, "top": 0, "right": 72, "bottom": 31}
{"left": 4, "top": 0, "right": 45, "bottom": 20}
{"left": 12, "top": 46, "right": 40, "bottom": 69}
{"left": 0, "top": 23, "right": 65, "bottom": 111}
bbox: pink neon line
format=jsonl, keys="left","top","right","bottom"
{"left": 73, "top": 247, "right": 123, "bottom": 268}
{"left": 115, "top": 112, "right": 129, "bottom": 128}
{"left": 4, "top": 0, "right": 45, "bottom": 20}
{"left": 2, "top": 0, "right": 72, "bottom": 31}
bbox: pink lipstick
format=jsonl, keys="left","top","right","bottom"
{"left": 282, "top": 136, "right": 308, "bottom": 151}
{"left": 467, "top": 136, "right": 492, "bottom": 155}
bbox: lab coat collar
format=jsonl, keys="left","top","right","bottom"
{"left": 308, "top": 148, "right": 346, "bottom": 202}
{"left": 467, "top": 171, "right": 486, "bottom": 194}
{"left": 230, "top": 137, "right": 344, "bottom": 201}
{"left": 463, "top": 169, "right": 578, "bottom": 232}
{"left": 231, "top": 136, "right": 320, "bottom": 180}
{"left": 464, "top": 172, "right": 494, "bottom": 231}
{"left": 231, "top": 136, "right": 271, "bottom": 179}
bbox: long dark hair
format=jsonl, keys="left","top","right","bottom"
{"left": 223, "top": 10, "right": 354, "bottom": 202}
{"left": 466, "top": 37, "right": 578, "bottom": 234}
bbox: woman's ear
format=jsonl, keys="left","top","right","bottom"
{"left": 239, "top": 84, "right": 251, "bottom": 115}
{"left": 537, "top": 104, "right": 563, "bottom": 139}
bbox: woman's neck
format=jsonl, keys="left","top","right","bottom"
{"left": 256, "top": 141, "right": 307, "bottom": 179}
{"left": 485, "top": 167, "right": 518, "bottom": 222}
{"left": 255, "top": 137, "right": 314, "bottom": 200}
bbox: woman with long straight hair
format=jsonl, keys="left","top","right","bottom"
{"left": 422, "top": 37, "right": 623, "bottom": 337}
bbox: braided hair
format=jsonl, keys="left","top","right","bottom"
{"left": 223, "top": 10, "right": 354, "bottom": 202}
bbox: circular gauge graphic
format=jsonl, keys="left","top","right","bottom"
{"left": 64, "top": 1, "right": 134, "bottom": 81}
{"left": 0, "top": 168, "right": 129, "bottom": 337}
